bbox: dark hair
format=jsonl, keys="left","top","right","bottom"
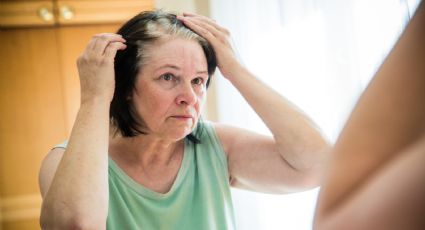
{"left": 110, "top": 10, "right": 216, "bottom": 143}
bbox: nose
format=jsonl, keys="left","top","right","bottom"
{"left": 176, "top": 82, "right": 197, "bottom": 106}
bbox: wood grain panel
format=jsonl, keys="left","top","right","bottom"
{"left": 0, "top": 1, "right": 55, "bottom": 27}
{"left": 2, "top": 219, "right": 39, "bottom": 230}
{"left": 56, "top": 0, "right": 154, "bottom": 25}
{"left": 0, "top": 194, "right": 41, "bottom": 222}
{"left": 56, "top": 24, "right": 121, "bottom": 131}
{"left": 0, "top": 2, "right": 156, "bottom": 229}
{"left": 0, "top": 28, "right": 67, "bottom": 197}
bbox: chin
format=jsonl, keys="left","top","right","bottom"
{"left": 168, "top": 128, "right": 193, "bottom": 141}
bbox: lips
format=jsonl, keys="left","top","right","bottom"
{"left": 170, "top": 109, "right": 196, "bottom": 120}
{"left": 171, "top": 115, "right": 193, "bottom": 119}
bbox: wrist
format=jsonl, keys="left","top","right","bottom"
{"left": 80, "top": 94, "right": 111, "bottom": 108}
{"left": 223, "top": 63, "right": 249, "bottom": 82}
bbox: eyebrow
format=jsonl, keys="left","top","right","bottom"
{"left": 156, "top": 64, "right": 208, "bottom": 75}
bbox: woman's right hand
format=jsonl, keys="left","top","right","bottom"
{"left": 77, "top": 33, "right": 126, "bottom": 104}
{"left": 178, "top": 14, "right": 242, "bottom": 80}
{"left": 40, "top": 33, "right": 124, "bottom": 229}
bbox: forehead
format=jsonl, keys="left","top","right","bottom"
{"left": 144, "top": 38, "right": 207, "bottom": 68}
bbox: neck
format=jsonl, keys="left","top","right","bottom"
{"left": 109, "top": 132, "right": 184, "bottom": 167}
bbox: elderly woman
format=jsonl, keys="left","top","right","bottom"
{"left": 39, "top": 11, "right": 329, "bottom": 229}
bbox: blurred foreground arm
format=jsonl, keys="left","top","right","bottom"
{"left": 314, "top": 2, "right": 425, "bottom": 229}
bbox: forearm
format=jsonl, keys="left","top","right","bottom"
{"left": 226, "top": 65, "right": 329, "bottom": 172}
{"left": 315, "top": 136, "right": 425, "bottom": 230}
{"left": 41, "top": 98, "right": 110, "bottom": 229}
{"left": 316, "top": 1, "right": 425, "bottom": 217}
{"left": 179, "top": 13, "right": 328, "bottom": 185}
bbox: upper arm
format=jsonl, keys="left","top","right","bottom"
{"left": 213, "top": 123, "right": 318, "bottom": 194}
{"left": 39, "top": 147, "right": 65, "bottom": 198}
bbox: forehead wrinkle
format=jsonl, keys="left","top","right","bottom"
{"left": 154, "top": 64, "right": 181, "bottom": 73}
{"left": 144, "top": 39, "right": 208, "bottom": 75}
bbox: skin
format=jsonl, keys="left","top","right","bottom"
{"left": 314, "top": 2, "right": 425, "bottom": 229}
{"left": 39, "top": 33, "right": 126, "bottom": 230}
{"left": 39, "top": 15, "right": 330, "bottom": 229}
{"left": 179, "top": 13, "right": 329, "bottom": 193}
{"left": 108, "top": 38, "right": 209, "bottom": 193}
{"left": 130, "top": 38, "right": 208, "bottom": 141}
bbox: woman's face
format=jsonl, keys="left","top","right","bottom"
{"left": 131, "top": 38, "right": 209, "bottom": 141}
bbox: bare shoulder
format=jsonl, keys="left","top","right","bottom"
{"left": 210, "top": 122, "right": 234, "bottom": 154}
{"left": 39, "top": 147, "right": 65, "bottom": 198}
{"left": 211, "top": 122, "right": 274, "bottom": 156}
{"left": 211, "top": 122, "right": 246, "bottom": 154}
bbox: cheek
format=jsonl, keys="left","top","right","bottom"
{"left": 195, "top": 91, "right": 207, "bottom": 112}
{"left": 132, "top": 90, "right": 159, "bottom": 115}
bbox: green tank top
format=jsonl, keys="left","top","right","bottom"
{"left": 56, "top": 121, "right": 236, "bottom": 230}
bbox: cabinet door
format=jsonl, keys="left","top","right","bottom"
{"left": 0, "top": 27, "right": 68, "bottom": 230}
{"left": 0, "top": 1, "right": 154, "bottom": 229}
{"left": 57, "top": 24, "right": 121, "bottom": 131}
{"left": 56, "top": 0, "right": 154, "bottom": 25}
{"left": 0, "top": 25, "right": 120, "bottom": 230}
{"left": 0, "top": 1, "right": 56, "bottom": 27}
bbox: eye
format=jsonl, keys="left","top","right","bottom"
{"left": 157, "top": 73, "right": 179, "bottom": 89}
{"left": 161, "top": 73, "right": 175, "bottom": 81}
{"left": 192, "top": 77, "right": 205, "bottom": 85}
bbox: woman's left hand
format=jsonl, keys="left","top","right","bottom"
{"left": 178, "top": 13, "right": 243, "bottom": 79}
{"left": 180, "top": 13, "right": 329, "bottom": 194}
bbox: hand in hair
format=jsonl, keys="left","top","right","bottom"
{"left": 77, "top": 33, "right": 126, "bottom": 103}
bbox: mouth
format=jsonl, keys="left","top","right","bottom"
{"left": 170, "top": 115, "right": 193, "bottom": 120}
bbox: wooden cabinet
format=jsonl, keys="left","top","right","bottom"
{"left": 0, "top": 0, "right": 154, "bottom": 27}
{"left": 0, "top": 1, "right": 154, "bottom": 229}
{"left": 0, "top": 1, "right": 55, "bottom": 27}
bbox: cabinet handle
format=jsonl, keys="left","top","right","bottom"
{"left": 60, "top": 6, "right": 75, "bottom": 20}
{"left": 37, "top": 7, "right": 54, "bottom": 22}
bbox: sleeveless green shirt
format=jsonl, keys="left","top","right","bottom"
{"left": 56, "top": 121, "right": 236, "bottom": 230}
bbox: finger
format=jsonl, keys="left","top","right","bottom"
{"left": 85, "top": 38, "right": 98, "bottom": 53}
{"left": 179, "top": 16, "right": 217, "bottom": 42}
{"left": 92, "top": 34, "right": 126, "bottom": 56}
{"left": 181, "top": 17, "right": 225, "bottom": 41}
{"left": 87, "top": 33, "right": 122, "bottom": 49}
{"left": 182, "top": 12, "right": 213, "bottom": 21}
{"left": 182, "top": 12, "right": 214, "bottom": 22}
{"left": 94, "top": 32, "right": 122, "bottom": 37}
{"left": 180, "top": 13, "right": 228, "bottom": 35}
{"left": 182, "top": 12, "right": 196, "bottom": 16}
{"left": 85, "top": 33, "right": 118, "bottom": 53}
{"left": 104, "top": 42, "right": 127, "bottom": 60}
